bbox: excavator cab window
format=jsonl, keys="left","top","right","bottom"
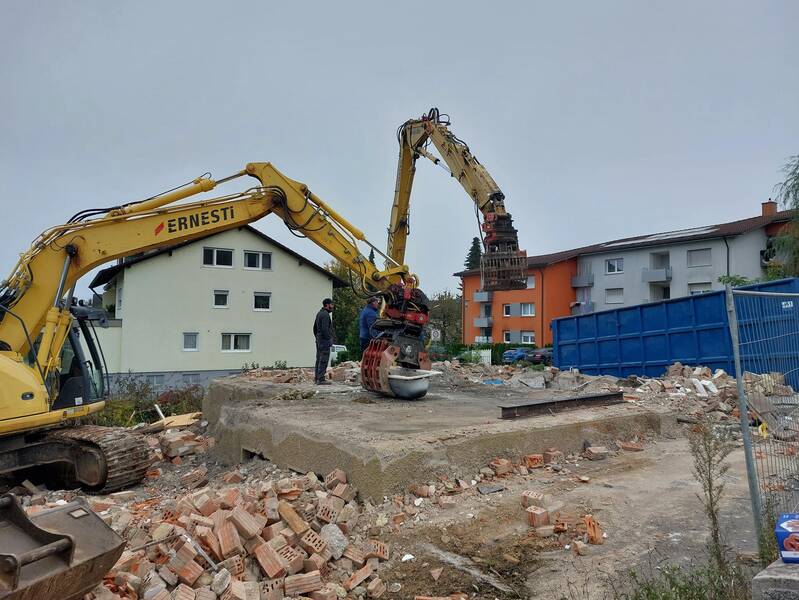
{"left": 52, "top": 315, "right": 107, "bottom": 409}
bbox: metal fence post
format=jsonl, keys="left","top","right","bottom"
{"left": 725, "top": 285, "right": 764, "bottom": 537}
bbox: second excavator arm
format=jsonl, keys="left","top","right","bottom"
{"left": 387, "top": 108, "right": 528, "bottom": 290}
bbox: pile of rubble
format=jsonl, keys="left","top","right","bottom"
{"left": 88, "top": 467, "right": 393, "bottom": 600}
{"left": 241, "top": 362, "right": 362, "bottom": 385}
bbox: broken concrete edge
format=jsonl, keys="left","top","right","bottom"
{"left": 204, "top": 379, "right": 675, "bottom": 499}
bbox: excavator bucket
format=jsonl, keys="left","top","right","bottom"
{"left": 0, "top": 494, "right": 124, "bottom": 600}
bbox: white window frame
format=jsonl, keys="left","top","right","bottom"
{"left": 145, "top": 374, "right": 165, "bottom": 392}
{"left": 521, "top": 331, "right": 535, "bottom": 345}
{"left": 526, "top": 275, "right": 536, "bottom": 289}
{"left": 688, "top": 282, "right": 713, "bottom": 295}
{"left": 521, "top": 302, "right": 535, "bottom": 317}
{"left": 202, "top": 247, "right": 234, "bottom": 268}
{"left": 606, "top": 287, "right": 624, "bottom": 304}
{"left": 213, "top": 289, "right": 229, "bottom": 308}
{"left": 687, "top": 248, "right": 712, "bottom": 268}
{"left": 253, "top": 292, "right": 272, "bottom": 311}
{"left": 221, "top": 333, "right": 251, "bottom": 352}
{"left": 182, "top": 332, "right": 199, "bottom": 352}
{"left": 605, "top": 258, "right": 624, "bottom": 274}
{"left": 503, "top": 304, "right": 511, "bottom": 317}
{"left": 243, "top": 250, "right": 273, "bottom": 271}
{"left": 503, "top": 330, "right": 511, "bottom": 343}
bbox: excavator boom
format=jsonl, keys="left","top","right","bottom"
{"left": 387, "top": 108, "right": 528, "bottom": 290}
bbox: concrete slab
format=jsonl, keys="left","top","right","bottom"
{"left": 753, "top": 560, "right": 799, "bottom": 600}
{"left": 204, "top": 378, "right": 675, "bottom": 499}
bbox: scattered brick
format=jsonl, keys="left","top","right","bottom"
{"left": 285, "top": 570, "right": 323, "bottom": 595}
{"left": 344, "top": 564, "right": 372, "bottom": 591}
{"left": 523, "top": 454, "right": 544, "bottom": 468}
{"left": 525, "top": 506, "right": 550, "bottom": 528}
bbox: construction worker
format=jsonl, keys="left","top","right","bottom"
{"left": 313, "top": 298, "right": 334, "bottom": 384}
{"left": 359, "top": 296, "right": 380, "bottom": 352}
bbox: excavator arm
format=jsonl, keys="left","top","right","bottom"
{"left": 387, "top": 108, "right": 527, "bottom": 290}
{"left": 0, "top": 162, "right": 430, "bottom": 434}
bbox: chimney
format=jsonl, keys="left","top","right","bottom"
{"left": 762, "top": 198, "right": 777, "bottom": 217}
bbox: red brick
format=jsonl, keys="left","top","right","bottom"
{"left": 620, "top": 441, "right": 644, "bottom": 452}
{"left": 363, "top": 540, "right": 388, "bottom": 560}
{"left": 277, "top": 501, "right": 309, "bottom": 534}
{"left": 489, "top": 458, "right": 512, "bottom": 476}
{"left": 331, "top": 483, "right": 356, "bottom": 502}
{"left": 523, "top": 454, "right": 544, "bottom": 468}
{"left": 324, "top": 469, "right": 346, "bottom": 490}
{"left": 219, "top": 488, "right": 241, "bottom": 510}
{"left": 195, "top": 526, "right": 223, "bottom": 561}
{"left": 343, "top": 544, "right": 365, "bottom": 566}
{"left": 178, "top": 559, "right": 204, "bottom": 586}
{"left": 173, "top": 583, "right": 196, "bottom": 600}
{"left": 344, "top": 564, "right": 373, "bottom": 591}
{"left": 310, "top": 587, "right": 337, "bottom": 600}
{"left": 304, "top": 553, "right": 330, "bottom": 576}
{"left": 316, "top": 503, "right": 338, "bottom": 524}
{"left": 255, "top": 543, "right": 287, "bottom": 579}
{"left": 230, "top": 506, "right": 261, "bottom": 539}
{"left": 521, "top": 490, "right": 545, "bottom": 508}
{"left": 276, "top": 545, "right": 304, "bottom": 575}
{"left": 299, "top": 530, "right": 327, "bottom": 556}
{"left": 218, "top": 521, "right": 244, "bottom": 558}
{"left": 525, "top": 506, "right": 549, "bottom": 527}
{"left": 284, "top": 570, "right": 323, "bottom": 595}
{"left": 198, "top": 496, "right": 220, "bottom": 517}
{"left": 260, "top": 578, "right": 285, "bottom": 600}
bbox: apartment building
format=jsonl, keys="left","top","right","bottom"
{"left": 89, "top": 226, "right": 343, "bottom": 390}
{"left": 571, "top": 200, "right": 791, "bottom": 313}
{"left": 456, "top": 200, "right": 793, "bottom": 345}
{"left": 456, "top": 250, "right": 579, "bottom": 347}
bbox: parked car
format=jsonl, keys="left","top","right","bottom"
{"left": 502, "top": 347, "right": 530, "bottom": 363}
{"left": 330, "top": 344, "right": 347, "bottom": 364}
{"left": 528, "top": 347, "right": 553, "bottom": 365}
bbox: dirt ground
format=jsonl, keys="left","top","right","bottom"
{"left": 375, "top": 436, "right": 756, "bottom": 600}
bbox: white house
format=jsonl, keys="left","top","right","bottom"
{"left": 89, "top": 226, "right": 343, "bottom": 390}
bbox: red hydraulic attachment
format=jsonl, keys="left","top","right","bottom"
{"left": 361, "top": 338, "right": 395, "bottom": 396}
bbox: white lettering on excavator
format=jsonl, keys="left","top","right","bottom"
{"left": 166, "top": 207, "right": 235, "bottom": 234}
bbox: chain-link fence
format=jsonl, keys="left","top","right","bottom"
{"left": 727, "top": 287, "right": 799, "bottom": 529}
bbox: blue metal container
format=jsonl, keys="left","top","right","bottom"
{"left": 552, "top": 278, "right": 799, "bottom": 380}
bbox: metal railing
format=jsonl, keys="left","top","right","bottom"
{"left": 727, "top": 286, "right": 799, "bottom": 537}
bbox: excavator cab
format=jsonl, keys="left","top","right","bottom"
{"left": 52, "top": 306, "right": 108, "bottom": 410}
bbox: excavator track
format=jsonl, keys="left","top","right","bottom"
{"left": 46, "top": 425, "right": 152, "bottom": 493}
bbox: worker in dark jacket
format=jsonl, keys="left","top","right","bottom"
{"left": 313, "top": 298, "right": 335, "bottom": 384}
{"left": 359, "top": 297, "right": 380, "bottom": 352}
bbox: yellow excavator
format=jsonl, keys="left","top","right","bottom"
{"left": 0, "top": 108, "right": 525, "bottom": 599}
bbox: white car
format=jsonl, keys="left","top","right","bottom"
{"left": 330, "top": 344, "right": 348, "bottom": 365}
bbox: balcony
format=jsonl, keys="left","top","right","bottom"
{"left": 570, "top": 302, "right": 595, "bottom": 315}
{"left": 571, "top": 273, "right": 594, "bottom": 288}
{"left": 473, "top": 317, "right": 493, "bottom": 328}
{"left": 642, "top": 267, "right": 672, "bottom": 283}
{"left": 473, "top": 290, "right": 493, "bottom": 302}
{"left": 474, "top": 336, "right": 493, "bottom": 344}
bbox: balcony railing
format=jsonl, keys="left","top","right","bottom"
{"left": 474, "top": 336, "right": 493, "bottom": 344}
{"left": 571, "top": 273, "right": 594, "bottom": 288}
{"left": 642, "top": 267, "right": 672, "bottom": 283}
{"left": 473, "top": 290, "right": 493, "bottom": 302}
{"left": 473, "top": 317, "right": 493, "bottom": 328}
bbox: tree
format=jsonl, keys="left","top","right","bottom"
{"left": 368, "top": 248, "right": 376, "bottom": 266}
{"left": 773, "top": 155, "right": 799, "bottom": 276}
{"left": 427, "top": 290, "right": 462, "bottom": 345}
{"left": 464, "top": 237, "right": 482, "bottom": 270}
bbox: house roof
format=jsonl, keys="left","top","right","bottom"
{"left": 453, "top": 208, "right": 795, "bottom": 277}
{"left": 89, "top": 225, "right": 348, "bottom": 289}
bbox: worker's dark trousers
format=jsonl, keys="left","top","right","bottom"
{"left": 315, "top": 341, "right": 331, "bottom": 382}
{"left": 360, "top": 338, "right": 371, "bottom": 352}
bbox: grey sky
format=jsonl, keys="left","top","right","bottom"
{"left": 1, "top": 1, "right": 797, "bottom": 299}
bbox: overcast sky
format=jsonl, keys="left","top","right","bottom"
{"left": 1, "top": 1, "right": 796, "bottom": 299}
